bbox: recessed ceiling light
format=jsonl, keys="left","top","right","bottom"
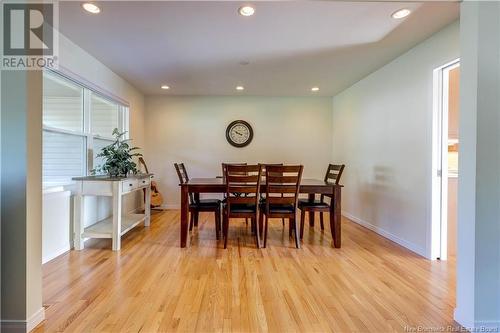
{"left": 82, "top": 3, "right": 101, "bottom": 14}
{"left": 311, "top": 87, "right": 320, "bottom": 92}
{"left": 236, "top": 86, "right": 245, "bottom": 91}
{"left": 391, "top": 8, "right": 411, "bottom": 19}
{"left": 161, "top": 85, "right": 170, "bottom": 90}
{"left": 238, "top": 6, "right": 255, "bottom": 17}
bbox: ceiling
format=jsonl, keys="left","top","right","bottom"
{"left": 59, "top": 1, "right": 459, "bottom": 96}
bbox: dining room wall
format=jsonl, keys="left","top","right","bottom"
{"left": 330, "top": 21, "right": 459, "bottom": 258}
{"left": 144, "top": 96, "right": 332, "bottom": 208}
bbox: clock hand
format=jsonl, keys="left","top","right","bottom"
{"left": 235, "top": 131, "right": 243, "bottom": 136}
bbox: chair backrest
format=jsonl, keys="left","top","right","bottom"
{"left": 222, "top": 162, "right": 247, "bottom": 181}
{"left": 174, "top": 163, "right": 195, "bottom": 204}
{"left": 265, "top": 165, "right": 303, "bottom": 210}
{"left": 260, "top": 163, "right": 283, "bottom": 181}
{"left": 324, "top": 164, "right": 345, "bottom": 185}
{"left": 224, "top": 164, "right": 262, "bottom": 211}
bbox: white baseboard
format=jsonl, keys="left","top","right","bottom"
{"left": 1, "top": 307, "right": 45, "bottom": 333}
{"left": 454, "top": 308, "right": 500, "bottom": 330}
{"left": 454, "top": 308, "right": 474, "bottom": 330}
{"left": 1, "top": 321, "right": 26, "bottom": 333}
{"left": 27, "top": 308, "right": 45, "bottom": 332}
{"left": 43, "top": 245, "right": 70, "bottom": 264}
{"left": 343, "top": 211, "right": 427, "bottom": 258}
{"left": 474, "top": 321, "right": 500, "bottom": 330}
{"left": 158, "top": 204, "right": 180, "bottom": 210}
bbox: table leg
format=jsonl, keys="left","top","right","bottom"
{"left": 112, "top": 182, "right": 122, "bottom": 251}
{"left": 145, "top": 184, "right": 151, "bottom": 227}
{"left": 180, "top": 184, "right": 189, "bottom": 248}
{"left": 74, "top": 194, "right": 85, "bottom": 250}
{"left": 330, "top": 185, "right": 342, "bottom": 248}
{"left": 308, "top": 193, "right": 315, "bottom": 227}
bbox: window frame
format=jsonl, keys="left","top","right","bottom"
{"left": 42, "top": 70, "right": 130, "bottom": 186}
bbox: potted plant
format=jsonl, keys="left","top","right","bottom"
{"left": 92, "top": 128, "right": 143, "bottom": 177}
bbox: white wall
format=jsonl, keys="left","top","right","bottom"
{"left": 144, "top": 96, "right": 332, "bottom": 207}
{"left": 42, "top": 189, "right": 71, "bottom": 264}
{"left": 455, "top": 2, "right": 500, "bottom": 328}
{"left": 1, "top": 71, "right": 44, "bottom": 332}
{"left": 331, "top": 21, "right": 459, "bottom": 257}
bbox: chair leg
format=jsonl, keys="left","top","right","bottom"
{"left": 254, "top": 215, "right": 261, "bottom": 249}
{"left": 320, "top": 212, "right": 325, "bottom": 231}
{"left": 189, "top": 212, "right": 194, "bottom": 231}
{"left": 300, "top": 209, "right": 306, "bottom": 239}
{"left": 223, "top": 212, "right": 229, "bottom": 249}
{"left": 282, "top": 218, "right": 285, "bottom": 226}
{"left": 259, "top": 210, "right": 264, "bottom": 238}
{"left": 246, "top": 218, "right": 249, "bottom": 225}
{"left": 215, "top": 208, "right": 220, "bottom": 240}
{"left": 293, "top": 215, "right": 300, "bottom": 249}
{"left": 194, "top": 211, "right": 199, "bottom": 227}
{"left": 263, "top": 215, "right": 269, "bottom": 248}
{"left": 289, "top": 218, "right": 293, "bottom": 238}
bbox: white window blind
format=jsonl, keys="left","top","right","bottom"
{"left": 43, "top": 131, "right": 86, "bottom": 186}
{"left": 43, "top": 74, "right": 83, "bottom": 132}
{"left": 42, "top": 71, "right": 129, "bottom": 186}
{"left": 91, "top": 93, "right": 120, "bottom": 138}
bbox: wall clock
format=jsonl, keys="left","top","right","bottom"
{"left": 226, "top": 120, "right": 253, "bottom": 148}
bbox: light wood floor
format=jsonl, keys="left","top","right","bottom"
{"left": 34, "top": 210, "right": 457, "bottom": 333}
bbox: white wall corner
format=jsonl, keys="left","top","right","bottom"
{"left": 343, "top": 212, "right": 428, "bottom": 258}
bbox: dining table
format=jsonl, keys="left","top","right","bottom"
{"left": 179, "top": 178, "right": 343, "bottom": 248}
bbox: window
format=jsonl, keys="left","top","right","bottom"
{"left": 43, "top": 71, "right": 129, "bottom": 186}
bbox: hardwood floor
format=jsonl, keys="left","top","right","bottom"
{"left": 34, "top": 210, "right": 457, "bottom": 332}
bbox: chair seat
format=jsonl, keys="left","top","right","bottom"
{"left": 190, "top": 199, "right": 221, "bottom": 209}
{"left": 224, "top": 203, "right": 257, "bottom": 214}
{"left": 298, "top": 199, "right": 330, "bottom": 208}
{"left": 260, "top": 203, "right": 295, "bottom": 214}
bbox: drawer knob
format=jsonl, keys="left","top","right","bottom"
{"left": 129, "top": 184, "right": 133, "bottom": 186}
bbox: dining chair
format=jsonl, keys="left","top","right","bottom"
{"left": 174, "top": 163, "right": 221, "bottom": 239}
{"left": 221, "top": 162, "right": 247, "bottom": 182}
{"left": 259, "top": 163, "right": 285, "bottom": 226}
{"left": 259, "top": 165, "right": 303, "bottom": 248}
{"left": 222, "top": 162, "right": 250, "bottom": 225}
{"left": 222, "top": 164, "right": 262, "bottom": 249}
{"left": 298, "top": 164, "right": 345, "bottom": 239}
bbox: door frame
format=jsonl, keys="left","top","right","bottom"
{"left": 431, "top": 58, "right": 460, "bottom": 260}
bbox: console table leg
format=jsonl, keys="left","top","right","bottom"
{"left": 112, "top": 182, "right": 122, "bottom": 251}
{"left": 145, "top": 184, "right": 151, "bottom": 226}
{"left": 74, "top": 194, "right": 85, "bottom": 250}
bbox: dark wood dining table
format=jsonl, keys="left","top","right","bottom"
{"left": 179, "top": 178, "right": 342, "bottom": 248}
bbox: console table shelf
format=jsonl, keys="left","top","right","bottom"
{"left": 73, "top": 174, "right": 153, "bottom": 251}
{"left": 82, "top": 213, "right": 147, "bottom": 238}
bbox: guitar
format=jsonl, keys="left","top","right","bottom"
{"left": 138, "top": 157, "right": 164, "bottom": 208}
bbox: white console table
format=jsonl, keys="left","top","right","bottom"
{"left": 72, "top": 174, "right": 152, "bottom": 251}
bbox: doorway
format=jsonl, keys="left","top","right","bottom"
{"left": 431, "top": 59, "right": 460, "bottom": 260}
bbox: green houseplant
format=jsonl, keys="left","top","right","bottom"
{"left": 92, "top": 128, "right": 143, "bottom": 177}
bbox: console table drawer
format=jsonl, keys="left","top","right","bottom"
{"left": 138, "top": 177, "right": 151, "bottom": 188}
{"left": 82, "top": 181, "right": 113, "bottom": 196}
{"left": 122, "top": 179, "right": 138, "bottom": 193}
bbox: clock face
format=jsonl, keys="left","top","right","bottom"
{"left": 226, "top": 120, "right": 253, "bottom": 147}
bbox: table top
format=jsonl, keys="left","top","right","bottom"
{"left": 73, "top": 173, "right": 153, "bottom": 181}
{"left": 185, "top": 177, "right": 341, "bottom": 187}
